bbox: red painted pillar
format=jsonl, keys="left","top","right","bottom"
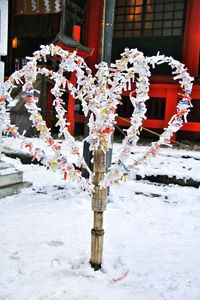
{"left": 46, "top": 81, "right": 53, "bottom": 130}
{"left": 68, "top": 72, "right": 76, "bottom": 135}
{"left": 84, "top": 0, "right": 104, "bottom": 70}
{"left": 164, "top": 87, "right": 178, "bottom": 140}
{"left": 73, "top": 25, "right": 81, "bottom": 42}
{"left": 182, "top": 0, "right": 200, "bottom": 77}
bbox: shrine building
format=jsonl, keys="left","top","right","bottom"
{"left": 4, "top": 0, "right": 200, "bottom": 141}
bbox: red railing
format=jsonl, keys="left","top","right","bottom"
{"left": 73, "top": 84, "right": 200, "bottom": 138}
{"left": 5, "top": 75, "right": 200, "bottom": 138}
{"left": 116, "top": 84, "right": 200, "bottom": 132}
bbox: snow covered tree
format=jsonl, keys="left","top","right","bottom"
{"left": 0, "top": 44, "right": 193, "bottom": 269}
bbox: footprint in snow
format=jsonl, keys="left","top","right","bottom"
{"left": 51, "top": 258, "right": 62, "bottom": 268}
{"left": 9, "top": 251, "right": 20, "bottom": 261}
{"left": 9, "top": 252, "right": 25, "bottom": 275}
{"left": 46, "top": 240, "right": 64, "bottom": 247}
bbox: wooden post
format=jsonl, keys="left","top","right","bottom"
{"left": 90, "top": 148, "right": 107, "bottom": 270}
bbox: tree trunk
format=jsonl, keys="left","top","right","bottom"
{"left": 90, "top": 148, "right": 107, "bottom": 270}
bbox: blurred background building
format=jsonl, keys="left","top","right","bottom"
{"left": 3, "top": 0, "right": 200, "bottom": 141}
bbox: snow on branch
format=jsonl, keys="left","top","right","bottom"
{"left": 0, "top": 44, "right": 193, "bottom": 191}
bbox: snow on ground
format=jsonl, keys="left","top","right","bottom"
{"left": 0, "top": 138, "right": 200, "bottom": 300}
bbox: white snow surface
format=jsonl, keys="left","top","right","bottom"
{"left": 0, "top": 138, "right": 200, "bottom": 300}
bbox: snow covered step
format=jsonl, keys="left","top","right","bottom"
{"left": 2, "top": 146, "right": 33, "bottom": 164}
{"left": 0, "top": 161, "right": 12, "bottom": 170}
{"left": 0, "top": 181, "right": 32, "bottom": 198}
{"left": 0, "top": 161, "right": 23, "bottom": 188}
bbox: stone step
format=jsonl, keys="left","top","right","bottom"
{"left": 0, "top": 181, "right": 32, "bottom": 198}
{"left": 2, "top": 147, "right": 34, "bottom": 165}
{"left": 0, "top": 161, "right": 23, "bottom": 188}
{"left": 0, "top": 161, "right": 14, "bottom": 170}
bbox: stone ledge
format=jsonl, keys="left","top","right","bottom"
{"left": 136, "top": 174, "right": 200, "bottom": 188}
{"left": 0, "top": 181, "right": 32, "bottom": 199}
{"left": 2, "top": 147, "right": 33, "bottom": 164}
{"left": 0, "top": 161, "right": 23, "bottom": 188}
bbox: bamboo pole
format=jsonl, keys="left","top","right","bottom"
{"left": 90, "top": 148, "right": 107, "bottom": 270}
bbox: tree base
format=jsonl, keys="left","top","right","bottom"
{"left": 90, "top": 261, "right": 102, "bottom": 271}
